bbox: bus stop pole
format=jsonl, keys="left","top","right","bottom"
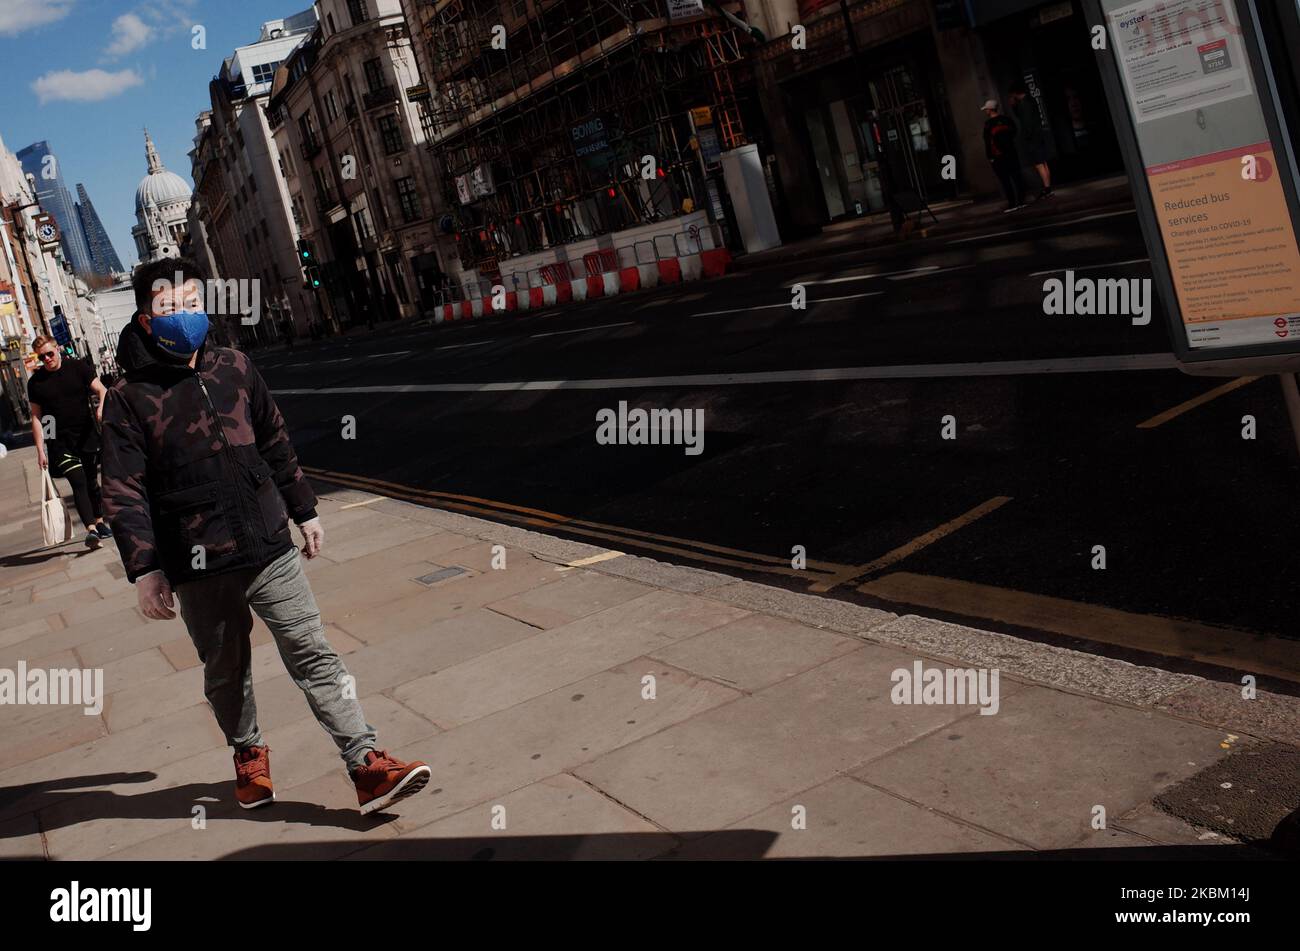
{"left": 1278, "top": 373, "right": 1300, "bottom": 460}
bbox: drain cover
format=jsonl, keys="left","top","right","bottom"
{"left": 413, "top": 566, "right": 468, "bottom": 586}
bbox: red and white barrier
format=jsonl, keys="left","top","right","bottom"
{"left": 434, "top": 245, "right": 732, "bottom": 324}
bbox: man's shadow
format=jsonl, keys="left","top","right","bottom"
{"left": 0, "top": 771, "right": 394, "bottom": 848}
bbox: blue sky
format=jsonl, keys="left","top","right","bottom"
{"left": 0, "top": 0, "right": 313, "bottom": 269}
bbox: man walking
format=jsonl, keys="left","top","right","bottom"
{"left": 982, "top": 99, "right": 1025, "bottom": 213}
{"left": 27, "top": 334, "right": 113, "bottom": 549}
{"left": 1008, "top": 82, "right": 1053, "bottom": 200}
{"left": 101, "top": 256, "right": 431, "bottom": 815}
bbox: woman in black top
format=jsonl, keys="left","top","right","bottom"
{"left": 27, "top": 335, "right": 112, "bottom": 548}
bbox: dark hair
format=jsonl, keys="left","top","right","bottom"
{"left": 1009, "top": 81, "right": 1029, "bottom": 97}
{"left": 132, "top": 256, "right": 209, "bottom": 316}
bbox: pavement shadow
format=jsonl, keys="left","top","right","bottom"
{"left": 0, "top": 771, "right": 400, "bottom": 848}
{"left": 220, "top": 834, "right": 1282, "bottom": 861}
{"left": 0, "top": 544, "right": 89, "bottom": 569}
{"left": 0, "top": 771, "right": 158, "bottom": 827}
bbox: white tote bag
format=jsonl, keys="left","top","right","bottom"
{"left": 41, "top": 467, "right": 72, "bottom": 547}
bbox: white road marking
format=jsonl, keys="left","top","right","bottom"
{"left": 695, "top": 291, "right": 884, "bottom": 317}
{"left": 946, "top": 209, "right": 1137, "bottom": 246}
{"left": 791, "top": 266, "right": 939, "bottom": 286}
{"left": 368, "top": 350, "right": 412, "bottom": 358}
{"left": 887, "top": 264, "right": 974, "bottom": 280}
{"left": 531, "top": 321, "right": 634, "bottom": 339}
{"left": 1029, "top": 258, "right": 1151, "bottom": 277}
{"left": 435, "top": 340, "right": 493, "bottom": 351}
{"left": 271, "top": 353, "right": 1178, "bottom": 395}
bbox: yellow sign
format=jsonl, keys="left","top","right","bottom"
{"left": 690, "top": 107, "right": 713, "bottom": 128}
{"left": 1148, "top": 143, "right": 1300, "bottom": 348}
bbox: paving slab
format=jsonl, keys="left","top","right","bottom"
{"left": 486, "top": 570, "right": 652, "bottom": 629}
{"left": 648, "top": 613, "right": 862, "bottom": 692}
{"left": 383, "top": 658, "right": 741, "bottom": 835}
{"left": 573, "top": 644, "right": 1015, "bottom": 835}
{"left": 0, "top": 703, "right": 227, "bottom": 824}
{"left": 342, "top": 608, "right": 545, "bottom": 700}
{"left": 332, "top": 554, "right": 563, "bottom": 643}
{"left": 391, "top": 590, "right": 750, "bottom": 728}
{"left": 347, "top": 773, "right": 673, "bottom": 861}
{"left": 852, "top": 684, "right": 1230, "bottom": 850}
{"left": 669, "top": 776, "right": 1025, "bottom": 859}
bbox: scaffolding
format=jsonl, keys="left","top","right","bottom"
{"left": 413, "top": 0, "right": 753, "bottom": 276}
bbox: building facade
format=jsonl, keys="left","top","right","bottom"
{"left": 189, "top": 8, "right": 321, "bottom": 345}
{"left": 267, "top": 0, "right": 456, "bottom": 327}
{"left": 742, "top": 0, "right": 1123, "bottom": 235}
{"left": 400, "top": 0, "right": 755, "bottom": 298}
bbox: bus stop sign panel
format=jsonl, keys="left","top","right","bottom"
{"left": 1087, "top": 0, "right": 1300, "bottom": 373}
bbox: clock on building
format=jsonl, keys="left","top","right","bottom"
{"left": 33, "top": 215, "right": 59, "bottom": 247}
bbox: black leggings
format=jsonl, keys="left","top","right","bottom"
{"left": 51, "top": 447, "right": 103, "bottom": 529}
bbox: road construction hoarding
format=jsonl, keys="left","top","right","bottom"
{"left": 1093, "top": 0, "right": 1300, "bottom": 358}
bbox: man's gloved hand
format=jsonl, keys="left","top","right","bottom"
{"left": 298, "top": 517, "right": 324, "bottom": 559}
{"left": 137, "top": 569, "right": 176, "bottom": 620}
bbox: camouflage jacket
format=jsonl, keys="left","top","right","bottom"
{"left": 101, "top": 320, "right": 317, "bottom": 586}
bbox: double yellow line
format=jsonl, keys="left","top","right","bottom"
{"left": 301, "top": 465, "right": 855, "bottom": 586}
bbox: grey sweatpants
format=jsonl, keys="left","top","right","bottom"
{"left": 175, "top": 546, "right": 377, "bottom": 772}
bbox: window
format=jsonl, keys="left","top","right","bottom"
{"left": 326, "top": 13, "right": 336, "bottom": 34}
{"left": 324, "top": 90, "right": 339, "bottom": 123}
{"left": 298, "top": 112, "right": 318, "bottom": 146}
{"left": 261, "top": 219, "right": 270, "bottom": 239}
{"left": 347, "top": 0, "right": 369, "bottom": 26}
{"left": 377, "top": 114, "right": 403, "bottom": 155}
{"left": 363, "top": 59, "right": 384, "bottom": 95}
{"left": 313, "top": 166, "right": 332, "bottom": 205}
{"left": 251, "top": 61, "right": 280, "bottom": 84}
{"left": 395, "top": 177, "right": 421, "bottom": 222}
{"left": 248, "top": 173, "right": 257, "bottom": 194}
{"left": 372, "top": 189, "right": 388, "bottom": 230}
{"left": 344, "top": 76, "right": 357, "bottom": 107}
{"left": 353, "top": 207, "right": 373, "bottom": 241}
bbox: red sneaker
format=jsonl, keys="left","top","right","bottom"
{"left": 352, "top": 749, "right": 431, "bottom": 815}
{"left": 234, "top": 745, "right": 274, "bottom": 810}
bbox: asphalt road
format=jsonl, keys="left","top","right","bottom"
{"left": 258, "top": 199, "right": 1300, "bottom": 685}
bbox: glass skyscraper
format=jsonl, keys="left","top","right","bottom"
{"left": 76, "top": 184, "right": 125, "bottom": 275}
{"left": 15, "top": 140, "right": 96, "bottom": 276}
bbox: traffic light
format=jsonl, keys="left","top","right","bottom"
{"left": 305, "top": 265, "right": 321, "bottom": 289}
{"left": 297, "top": 238, "right": 314, "bottom": 263}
